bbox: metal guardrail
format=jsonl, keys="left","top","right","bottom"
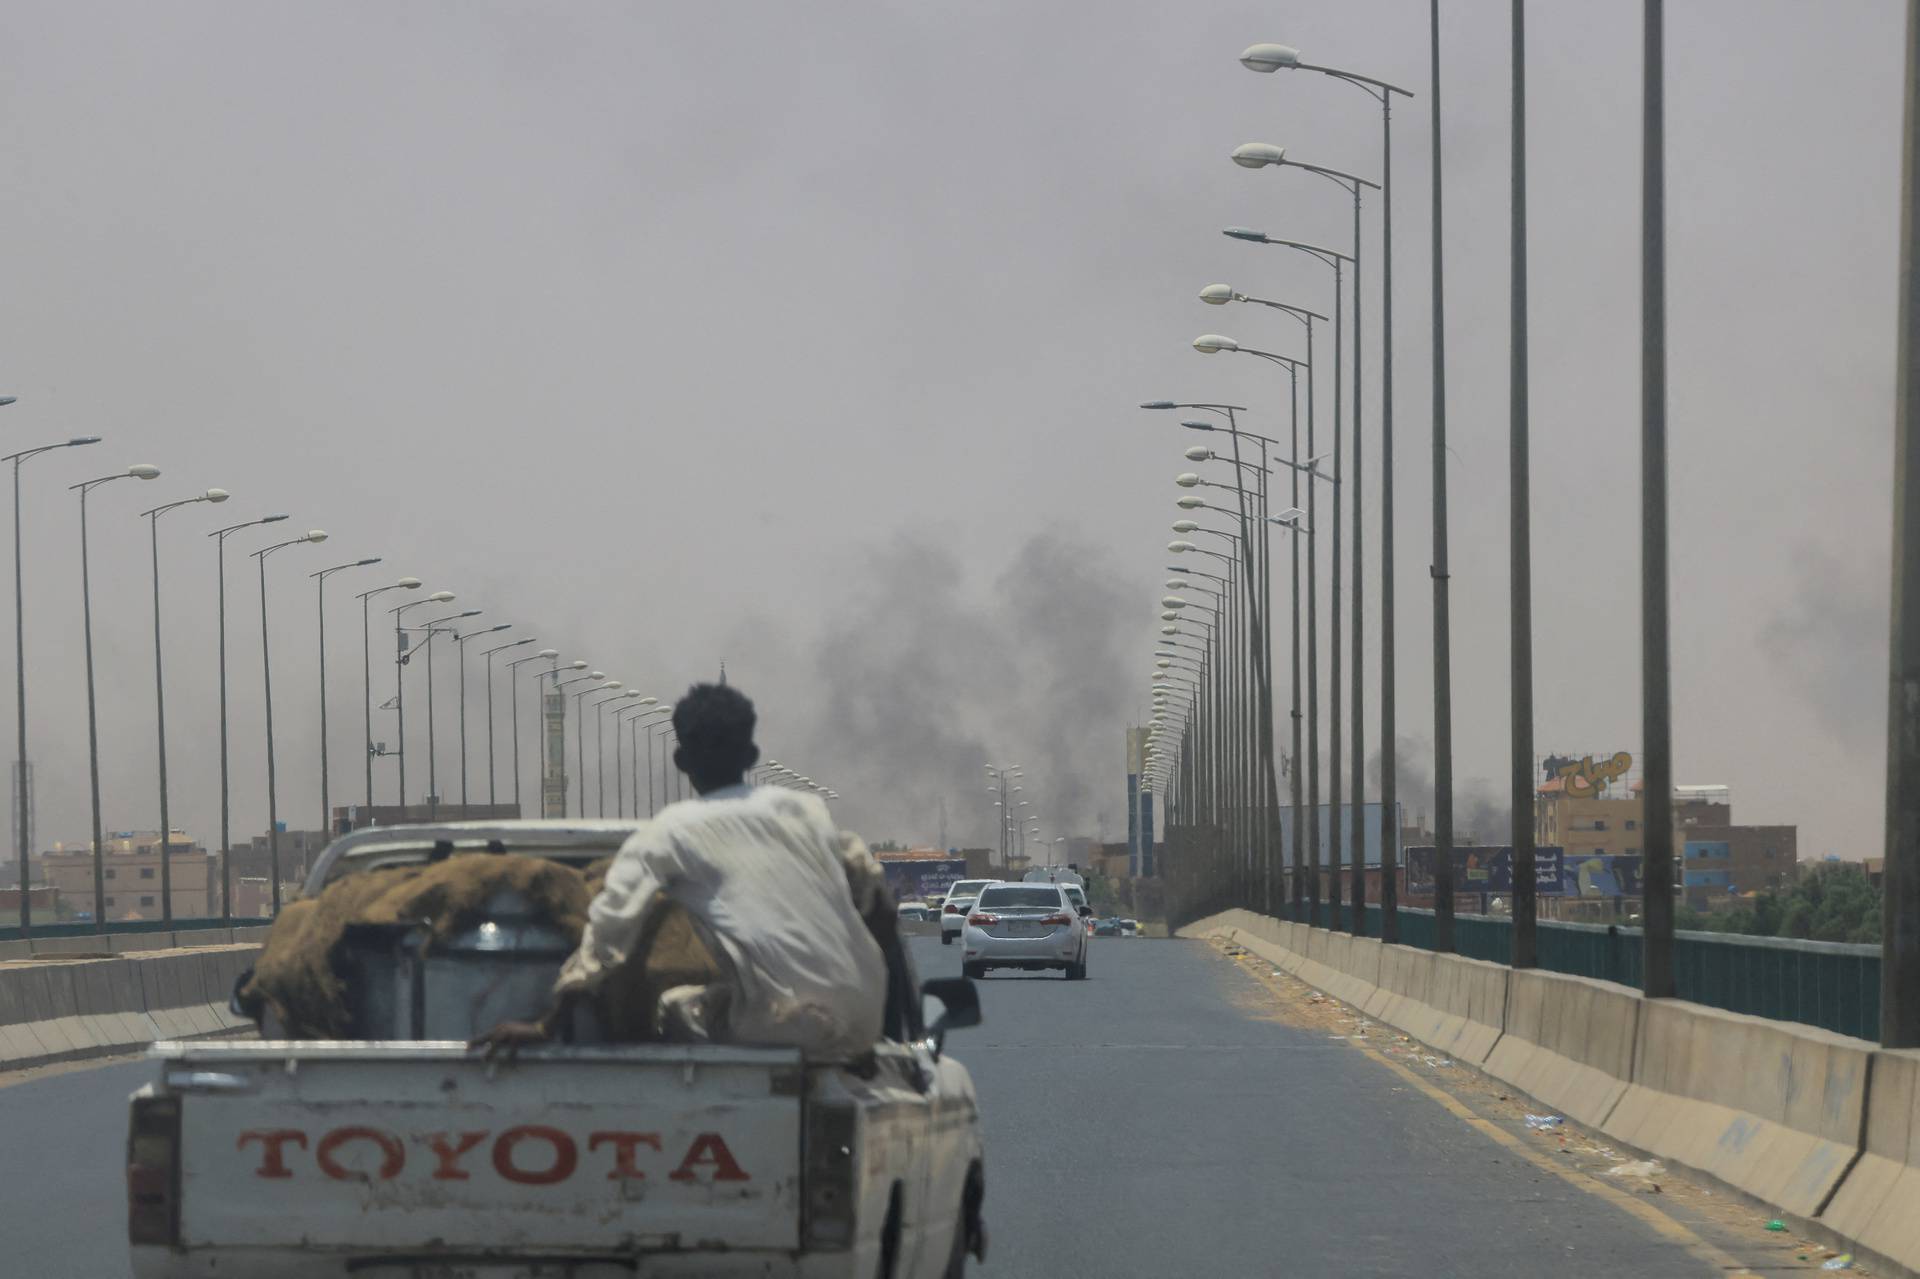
{"left": 0, "top": 916, "right": 274, "bottom": 943}
{"left": 1275, "top": 903, "right": 1882, "bottom": 1042}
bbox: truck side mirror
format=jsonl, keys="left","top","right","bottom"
{"left": 920, "top": 977, "right": 981, "bottom": 1056}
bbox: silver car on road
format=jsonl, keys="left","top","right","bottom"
{"left": 961, "top": 881, "right": 1090, "bottom": 980}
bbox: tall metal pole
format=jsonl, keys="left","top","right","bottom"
{"left": 258, "top": 552, "right": 281, "bottom": 915}
{"left": 426, "top": 629, "right": 439, "bottom": 817}
{"left": 80, "top": 482, "right": 106, "bottom": 928}
{"left": 148, "top": 513, "right": 174, "bottom": 924}
{"left": 1291, "top": 337, "right": 1309, "bottom": 919}
{"left": 395, "top": 615, "right": 407, "bottom": 806}
{"left": 215, "top": 532, "right": 229, "bottom": 916}
{"left": 1378, "top": 90, "right": 1400, "bottom": 942}
{"left": 317, "top": 574, "right": 330, "bottom": 835}
{"left": 1883, "top": 0, "right": 1920, "bottom": 1050}
{"left": 1329, "top": 249, "right": 1346, "bottom": 933}
{"left": 1349, "top": 180, "right": 1368, "bottom": 938}
{"left": 457, "top": 635, "right": 470, "bottom": 807}
{"left": 1308, "top": 301, "right": 1324, "bottom": 927}
{"left": 1640, "top": 0, "right": 1675, "bottom": 997}
{"left": 1430, "top": 0, "right": 1457, "bottom": 953}
{"left": 1509, "top": 0, "right": 1538, "bottom": 969}
{"left": 13, "top": 460, "right": 27, "bottom": 933}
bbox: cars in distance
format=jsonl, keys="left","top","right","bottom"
{"left": 1092, "top": 917, "right": 1121, "bottom": 938}
{"left": 941, "top": 879, "right": 996, "bottom": 946}
{"left": 897, "top": 900, "right": 934, "bottom": 922}
{"left": 962, "top": 881, "right": 1091, "bottom": 981}
{"left": 127, "top": 821, "right": 989, "bottom": 1279}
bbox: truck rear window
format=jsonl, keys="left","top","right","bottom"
{"left": 977, "top": 886, "right": 1062, "bottom": 909}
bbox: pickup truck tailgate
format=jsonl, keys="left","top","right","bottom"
{"left": 162, "top": 1041, "right": 803, "bottom": 1254}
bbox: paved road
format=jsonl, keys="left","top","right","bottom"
{"left": 3, "top": 934, "right": 1738, "bottom": 1277}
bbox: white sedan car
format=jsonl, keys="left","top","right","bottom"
{"left": 961, "top": 881, "right": 1090, "bottom": 980}
{"left": 940, "top": 878, "right": 997, "bottom": 945}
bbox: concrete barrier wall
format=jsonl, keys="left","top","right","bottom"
{"left": 1482, "top": 970, "right": 1639, "bottom": 1130}
{"left": 0, "top": 943, "right": 258, "bottom": 1071}
{"left": 1822, "top": 1048, "right": 1920, "bottom": 1270}
{"left": 1177, "top": 908, "right": 1920, "bottom": 1277}
{"left": 1603, "top": 998, "right": 1870, "bottom": 1221}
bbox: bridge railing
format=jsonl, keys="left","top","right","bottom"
{"left": 1273, "top": 902, "right": 1881, "bottom": 1041}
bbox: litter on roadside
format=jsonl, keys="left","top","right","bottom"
{"left": 1821, "top": 1255, "right": 1854, "bottom": 1271}
{"left": 1602, "top": 1160, "right": 1664, "bottom": 1183}
{"left": 1764, "top": 1219, "right": 1787, "bottom": 1232}
{"left": 1525, "top": 1115, "right": 1565, "bottom": 1131}
{"left": 1422, "top": 1056, "right": 1451, "bottom": 1069}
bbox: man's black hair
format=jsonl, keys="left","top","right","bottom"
{"left": 672, "top": 682, "right": 759, "bottom": 794}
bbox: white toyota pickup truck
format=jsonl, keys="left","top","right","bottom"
{"left": 126, "top": 821, "right": 988, "bottom": 1279}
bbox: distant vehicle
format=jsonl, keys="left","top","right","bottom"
{"left": 1118, "top": 919, "right": 1140, "bottom": 937}
{"left": 1092, "top": 918, "right": 1121, "bottom": 937}
{"left": 962, "top": 881, "right": 1091, "bottom": 981}
{"left": 897, "top": 901, "right": 934, "bottom": 922}
{"left": 1059, "top": 884, "right": 1093, "bottom": 934}
{"left": 941, "top": 879, "right": 996, "bottom": 946}
{"left": 1022, "top": 866, "right": 1084, "bottom": 888}
{"left": 129, "top": 821, "right": 989, "bottom": 1279}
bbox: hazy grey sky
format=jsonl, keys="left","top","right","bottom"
{"left": 0, "top": 1, "right": 1903, "bottom": 862}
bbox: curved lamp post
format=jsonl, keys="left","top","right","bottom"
{"left": 504, "top": 648, "right": 560, "bottom": 814}
{"left": 3, "top": 434, "right": 101, "bottom": 933}
{"left": 390, "top": 590, "right": 455, "bottom": 806}
{"left": 453, "top": 623, "right": 511, "bottom": 806}
{"left": 72, "top": 462, "right": 160, "bottom": 927}
{"left": 479, "top": 635, "right": 536, "bottom": 806}
{"left": 417, "top": 608, "right": 481, "bottom": 815}
{"left": 252, "top": 529, "right": 326, "bottom": 914}
{"left": 311, "top": 556, "right": 382, "bottom": 835}
{"left": 355, "top": 577, "right": 422, "bottom": 809}
{"left": 1242, "top": 43, "right": 1415, "bottom": 938}
{"left": 141, "top": 487, "right": 229, "bottom": 925}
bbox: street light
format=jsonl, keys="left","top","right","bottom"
{"left": 354, "top": 577, "right": 422, "bottom": 811}
{"left": 416, "top": 607, "right": 481, "bottom": 815}
{"left": 571, "top": 678, "right": 619, "bottom": 817}
{"left": 4, "top": 434, "right": 100, "bottom": 934}
{"left": 207, "top": 513, "right": 290, "bottom": 912}
{"left": 391, "top": 590, "right": 455, "bottom": 807}
{"left": 583, "top": 683, "right": 628, "bottom": 817}
{"left": 504, "top": 648, "right": 560, "bottom": 814}
{"left": 71, "top": 462, "right": 160, "bottom": 928}
{"left": 479, "top": 635, "right": 537, "bottom": 806}
{"left": 453, "top": 623, "right": 512, "bottom": 806}
{"left": 252, "top": 529, "right": 326, "bottom": 915}
{"left": 610, "top": 691, "right": 654, "bottom": 817}
{"left": 141, "top": 487, "right": 229, "bottom": 925}
{"left": 311, "top": 556, "right": 382, "bottom": 836}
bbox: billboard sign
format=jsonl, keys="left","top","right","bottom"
{"left": 878, "top": 857, "right": 969, "bottom": 905}
{"left": 1406, "top": 845, "right": 1567, "bottom": 895}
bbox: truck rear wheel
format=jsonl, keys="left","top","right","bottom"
{"left": 941, "top": 933, "right": 953, "bottom": 946}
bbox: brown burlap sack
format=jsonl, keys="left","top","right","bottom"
{"left": 242, "top": 853, "right": 719, "bottom": 1040}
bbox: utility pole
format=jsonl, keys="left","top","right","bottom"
{"left": 1885, "top": 0, "right": 1920, "bottom": 1049}
{"left": 1430, "top": 0, "right": 1457, "bottom": 953}
{"left": 1640, "top": 0, "right": 1676, "bottom": 998}
{"left": 1509, "top": 0, "right": 1538, "bottom": 969}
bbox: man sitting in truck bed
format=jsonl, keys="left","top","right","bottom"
{"left": 474, "top": 682, "right": 888, "bottom": 1059}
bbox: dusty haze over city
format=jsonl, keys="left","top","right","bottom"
{"left": 0, "top": 1, "right": 1900, "bottom": 861}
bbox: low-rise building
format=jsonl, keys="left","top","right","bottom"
{"left": 38, "top": 847, "right": 213, "bottom": 921}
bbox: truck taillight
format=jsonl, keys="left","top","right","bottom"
{"left": 802, "top": 1100, "right": 858, "bottom": 1252}
{"left": 127, "top": 1093, "right": 180, "bottom": 1246}
{"left": 967, "top": 912, "right": 998, "bottom": 926}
